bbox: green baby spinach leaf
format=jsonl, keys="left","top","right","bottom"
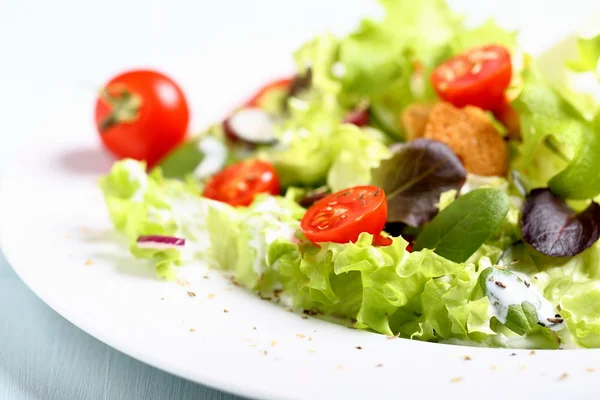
{"left": 158, "top": 138, "right": 204, "bottom": 179}
{"left": 504, "top": 302, "right": 540, "bottom": 336}
{"left": 414, "top": 188, "right": 510, "bottom": 262}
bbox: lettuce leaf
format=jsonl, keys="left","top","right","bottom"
{"left": 267, "top": 232, "right": 497, "bottom": 339}
{"left": 512, "top": 84, "right": 586, "bottom": 169}
{"left": 379, "top": 0, "right": 461, "bottom": 69}
{"left": 451, "top": 19, "right": 518, "bottom": 54}
{"left": 327, "top": 125, "right": 391, "bottom": 192}
{"left": 505, "top": 241, "right": 600, "bottom": 347}
{"left": 565, "top": 35, "right": 600, "bottom": 73}
{"left": 510, "top": 79, "right": 600, "bottom": 199}
{"left": 100, "top": 161, "right": 564, "bottom": 346}
{"left": 338, "top": 18, "right": 405, "bottom": 96}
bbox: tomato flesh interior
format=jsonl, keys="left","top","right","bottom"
{"left": 203, "top": 159, "right": 280, "bottom": 206}
{"left": 431, "top": 45, "right": 512, "bottom": 110}
{"left": 301, "top": 186, "right": 388, "bottom": 245}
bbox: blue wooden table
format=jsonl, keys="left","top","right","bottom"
{"left": 0, "top": 249, "right": 241, "bottom": 400}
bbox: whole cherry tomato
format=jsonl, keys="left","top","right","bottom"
{"left": 95, "top": 70, "right": 189, "bottom": 168}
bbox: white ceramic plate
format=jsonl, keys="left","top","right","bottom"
{"left": 3, "top": 15, "right": 600, "bottom": 400}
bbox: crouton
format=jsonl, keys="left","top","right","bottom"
{"left": 423, "top": 102, "right": 508, "bottom": 176}
{"left": 400, "top": 103, "right": 433, "bottom": 140}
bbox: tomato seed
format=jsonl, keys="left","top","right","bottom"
{"left": 471, "top": 62, "right": 483, "bottom": 75}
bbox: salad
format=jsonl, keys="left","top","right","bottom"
{"left": 96, "top": 0, "right": 600, "bottom": 349}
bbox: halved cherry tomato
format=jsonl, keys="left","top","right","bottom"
{"left": 246, "top": 77, "right": 293, "bottom": 108}
{"left": 431, "top": 45, "right": 512, "bottom": 111}
{"left": 373, "top": 234, "right": 393, "bottom": 247}
{"left": 494, "top": 96, "right": 521, "bottom": 139}
{"left": 95, "top": 70, "right": 189, "bottom": 169}
{"left": 301, "top": 186, "right": 388, "bottom": 245}
{"left": 203, "top": 159, "right": 280, "bottom": 206}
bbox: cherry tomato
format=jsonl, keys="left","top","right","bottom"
{"left": 431, "top": 45, "right": 512, "bottom": 110}
{"left": 203, "top": 159, "right": 280, "bottom": 206}
{"left": 301, "top": 186, "right": 388, "bottom": 245}
{"left": 95, "top": 70, "right": 189, "bottom": 168}
{"left": 495, "top": 96, "right": 521, "bottom": 139}
{"left": 246, "top": 77, "right": 293, "bottom": 108}
{"left": 373, "top": 234, "right": 393, "bottom": 247}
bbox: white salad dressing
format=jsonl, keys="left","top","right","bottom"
{"left": 246, "top": 212, "right": 297, "bottom": 275}
{"left": 120, "top": 159, "right": 149, "bottom": 202}
{"left": 168, "top": 196, "right": 224, "bottom": 260}
{"left": 251, "top": 196, "right": 286, "bottom": 215}
{"left": 194, "top": 136, "right": 227, "bottom": 179}
{"left": 246, "top": 198, "right": 298, "bottom": 275}
{"left": 331, "top": 62, "right": 346, "bottom": 78}
{"left": 484, "top": 268, "right": 565, "bottom": 331}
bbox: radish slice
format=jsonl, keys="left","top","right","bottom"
{"left": 224, "top": 108, "right": 277, "bottom": 144}
{"left": 137, "top": 235, "right": 186, "bottom": 249}
{"left": 343, "top": 107, "right": 369, "bottom": 127}
{"left": 194, "top": 136, "right": 227, "bottom": 179}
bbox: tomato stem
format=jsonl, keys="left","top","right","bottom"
{"left": 98, "top": 87, "right": 142, "bottom": 133}
{"left": 99, "top": 113, "right": 118, "bottom": 132}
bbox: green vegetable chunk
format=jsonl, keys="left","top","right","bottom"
{"left": 158, "top": 138, "right": 203, "bottom": 178}
{"left": 414, "top": 188, "right": 510, "bottom": 262}
{"left": 548, "top": 113, "right": 600, "bottom": 199}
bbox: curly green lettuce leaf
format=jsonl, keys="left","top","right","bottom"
{"left": 511, "top": 80, "right": 600, "bottom": 199}
{"left": 268, "top": 232, "right": 493, "bottom": 337}
{"left": 100, "top": 159, "right": 243, "bottom": 279}
{"left": 548, "top": 113, "right": 600, "bottom": 199}
{"left": 263, "top": 93, "right": 344, "bottom": 187}
{"left": 451, "top": 19, "right": 518, "bottom": 54}
{"left": 512, "top": 84, "right": 585, "bottom": 168}
{"left": 294, "top": 33, "right": 342, "bottom": 100}
{"left": 413, "top": 261, "right": 495, "bottom": 343}
{"left": 379, "top": 0, "right": 461, "bottom": 68}
{"left": 338, "top": 19, "right": 405, "bottom": 96}
{"left": 233, "top": 195, "right": 304, "bottom": 290}
{"left": 560, "top": 284, "right": 600, "bottom": 347}
{"left": 265, "top": 96, "right": 390, "bottom": 189}
{"left": 565, "top": 35, "right": 600, "bottom": 73}
{"left": 327, "top": 125, "right": 391, "bottom": 192}
{"left": 501, "top": 241, "right": 600, "bottom": 347}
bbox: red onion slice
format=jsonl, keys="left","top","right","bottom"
{"left": 343, "top": 107, "right": 369, "bottom": 127}
{"left": 137, "top": 235, "right": 186, "bottom": 249}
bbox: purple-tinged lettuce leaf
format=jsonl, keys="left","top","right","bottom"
{"left": 521, "top": 188, "right": 600, "bottom": 257}
{"left": 371, "top": 138, "right": 466, "bottom": 227}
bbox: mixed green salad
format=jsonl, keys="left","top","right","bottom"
{"left": 96, "top": 0, "right": 600, "bottom": 349}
